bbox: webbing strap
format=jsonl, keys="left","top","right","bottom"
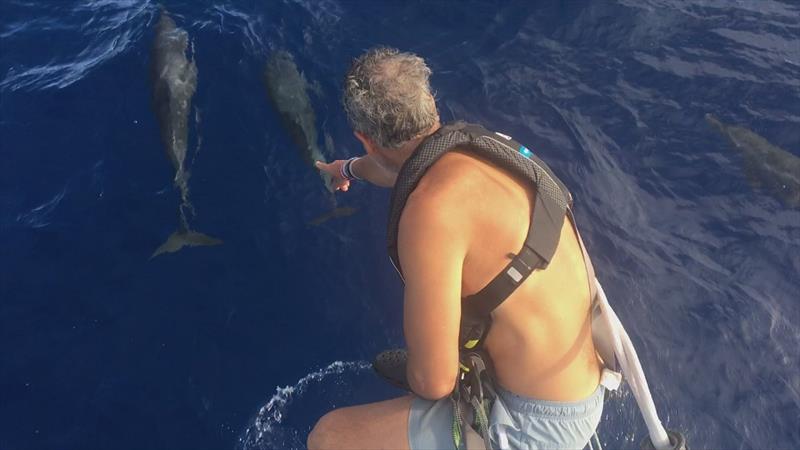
{"left": 462, "top": 192, "right": 565, "bottom": 318}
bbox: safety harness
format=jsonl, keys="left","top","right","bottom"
{"left": 383, "top": 122, "right": 601, "bottom": 449}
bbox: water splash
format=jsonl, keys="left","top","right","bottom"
{"left": 239, "top": 360, "right": 370, "bottom": 450}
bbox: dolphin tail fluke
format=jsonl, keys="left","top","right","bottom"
{"left": 151, "top": 229, "right": 223, "bottom": 258}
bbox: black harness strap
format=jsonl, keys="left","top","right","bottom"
{"left": 458, "top": 192, "right": 565, "bottom": 347}
{"left": 462, "top": 191, "right": 564, "bottom": 319}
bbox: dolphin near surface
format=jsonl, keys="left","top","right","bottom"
{"left": 706, "top": 114, "right": 800, "bottom": 208}
{"left": 263, "top": 50, "right": 334, "bottom": 191}
{"left": 307, "top": 205, "right": 358, "bottom": 227}
{"left": 150, "top": 10, "right": 221, "bottom": 257}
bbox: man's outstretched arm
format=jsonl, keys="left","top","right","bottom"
{"left": 315, "top": 155, "right": 397, "bottom": 190}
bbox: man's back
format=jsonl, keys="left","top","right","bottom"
{"left": 406, "top": 149, "right": 601, "bottom": 401}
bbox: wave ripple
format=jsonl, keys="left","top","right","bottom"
{"left": 1, "top": 0, "right": 152, "bottom": 92}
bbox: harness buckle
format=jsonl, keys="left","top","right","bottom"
{"left": 506, "top": 266, "right": 523, "bottom": 283}
{"left": 456, "top": 351, "right": 496, "bottom": 450}
{"left": 466, "top": 353, "right": 486, "bottom": 402}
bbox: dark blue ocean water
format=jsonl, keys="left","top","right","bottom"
{"left": 1, "top": 1, "right": 798, "bottom": 449}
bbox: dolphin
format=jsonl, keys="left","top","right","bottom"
{"left": 706, "top": 114, "right": 800, "bottom": 208}
{"left": 150, "top": 10, "right": 221, "bottom": 257}
{"left": 263, "top": 50, "right": 333, "bottom": 191}
{"left": 152, "top": 222, "right": 223, "bottom": 258}
{"left": 307, "top": 206, "right": 358, "bottom": 227}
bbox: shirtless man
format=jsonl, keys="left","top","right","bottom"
{"left": 309, "top": 47, "right": 605, "bottom": 450}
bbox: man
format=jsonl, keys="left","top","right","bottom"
{"left": 309, "top": 47, "right": 606, "bottom": 450}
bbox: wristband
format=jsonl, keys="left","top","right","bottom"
{"left": 340, "top": 157, "right": 363, "bottom": 181}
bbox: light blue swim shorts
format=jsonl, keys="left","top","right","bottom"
{"left": 408, "top": 383, "right": 605, "bottom": 450}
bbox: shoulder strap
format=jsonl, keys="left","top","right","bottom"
{"left": 463, "top": 207, "right": 598, "bottom": 318}
{"left": 459, "top": 205, "right": 597, "bottom": 348}
{"left": 461, "top": 191, "right": 565, "bottom": 318}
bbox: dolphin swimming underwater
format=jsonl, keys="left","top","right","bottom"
{"left": 706, "top": 114, "right": 800, "bottom": 208}
{"left": 150, "top": 10, "right": 221, "bottom": 257}
{"left": 307, "top": 205, "right": 358, "bottom": 227}
{"left": 263, "top": 51, "right": 333, "bottom": 191}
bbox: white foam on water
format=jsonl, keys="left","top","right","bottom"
{"left": 239, "top": 360, "right": 370, "bottom": 450}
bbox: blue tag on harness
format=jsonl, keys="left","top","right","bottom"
{"left": 519, "top": 145, "right": 534, "bottom": 159}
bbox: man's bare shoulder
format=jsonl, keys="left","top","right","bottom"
{"left": 404, "top": 155, "right": 473, "bottom": 219}
{"left": 403, "top": 150, "right": 492, "bottom": 230}
{"left": 412, "top": 149, "right": 482, "bottom": 198}
{"left": 401, "top": 186, "right": 461, "bottom": 234}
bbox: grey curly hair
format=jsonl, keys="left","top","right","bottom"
{"left": 343, "top": 47, "right": 439, "bottom": 149}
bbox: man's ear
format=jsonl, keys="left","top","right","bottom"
{"left": 354, "top": 131, "right": 378, "bottom": 156}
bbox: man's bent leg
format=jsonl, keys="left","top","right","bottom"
{"left": 308, "top": 396, "right": 413, "bottom": 450}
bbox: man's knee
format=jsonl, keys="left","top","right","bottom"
{"left": 307, "top": 409, "right": 345, "bottom": 450}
